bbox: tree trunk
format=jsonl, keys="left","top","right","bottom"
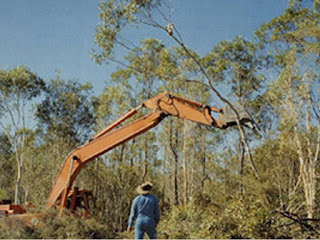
{"left": 201, "top": 156, "right": 206, "bottom": 193}
{"left": 174, "top": 153, "right": 179, "bottom": 205}
{"left": 200, "top": 133, "right": 206, "bottom": 193}
{"left": 162, "top": 152, "right": 167, "bottom": 204}
{"left": 130, "top": 139, "right": 135, "bottom": 167}
{"left": 169, "top": 119, "right": 179, "bottom": 205}
{"left": 142, "top": 137, "right": 148, "bottom": 182}
{"left": 182, "top": 120, "right": 189, "bottom": 204}
{"left": 15, "top": 168, "right": 21, "bottom": 204}
{"left": 14, "top": 149, "right": 21, "bottom": 204}
{"left": 239, "top": 138, "right": 245, "bottom": 195}
{"left": 293, "top": 75, "right": 319, "bottom": 219}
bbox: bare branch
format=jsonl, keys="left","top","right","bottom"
{"left": 276, "top": 210, "right": 320, "bottom": 235}
{"left": 2, "top": 97, "right": 18, "bottom": 132}
{"left": 155, "top": 5, "right": 170, "bottom": 22}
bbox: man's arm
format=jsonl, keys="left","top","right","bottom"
{"left": 154, "top": 198, "right": 160, "bottom": 224}
{"left": 128, "top": 197, "right": 138, "bottom": 231}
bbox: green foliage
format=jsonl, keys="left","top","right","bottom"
{"left": 0, "top": 133, "right": 14, "bottom": 199}
{"left": 20, "top": 131, "right": 54, "bottom": 205}
{"left": 38, "top": 209, "right": 112, "bottom": 239}
{"left": 0, "top": 66, "right": 45, "bottom": 104}
{"left": 255, "top": 4, "right": 320, "bottom": 219}
{"left": 0, "top": 208, "right": 113, "bottom": 239}
{"left": 255, "top": 6, "right": 320, "bottom": 59}
{"left": 0, "top": 218, "right": 39, "bottom": 239}
{"left": 36, "top": 75, "right": 95, "bottom": 144}
{"left": 124, "top": 38, "right": 164, "bottom": 98}
{"left": 203, "top": 36, "right": 263, "bottom": 103}
{"left": 92, "top": 0, "right": 161, "bottom": 65}
{"left": 213, "top": 197, "right": 270, "bottom": 238}
{"left": 0, "top": 66, "right": 45, "bottom": 204}
{"left": 157, "top": 193, "right": 273, "bottom": 239}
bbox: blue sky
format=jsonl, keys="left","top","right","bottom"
{"left": 0, "top": 0, "right": 288, "bottom": 96}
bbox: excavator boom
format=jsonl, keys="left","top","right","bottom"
{"left": 47, "top": 92, "right": 225, "bottom": 210}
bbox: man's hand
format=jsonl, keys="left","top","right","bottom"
{"left": 127, "top": 226, "right": 132, "bottom": 233}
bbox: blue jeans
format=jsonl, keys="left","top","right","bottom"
{"left": 134, "top": 217, "right": 157, "bottom": 239}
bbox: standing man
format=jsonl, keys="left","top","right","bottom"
{"left": 127, "top": 182, "right": 160, "bottom": 239}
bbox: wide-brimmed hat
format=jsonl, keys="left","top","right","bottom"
{"left": 136, "top": 182, "right": 153, "bottom": 194}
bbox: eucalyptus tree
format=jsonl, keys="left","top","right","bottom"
{"left": 156, "top": 45, "right": 218, "bottom": 205}
{"left": 203, "top": 36, "right": 263, "bottom": 192}
{"left": 125, "top": 38, "right": 164, "bottom": 99}
{"left": 0, "top": 66, "right": 45, "bottom": 204}
{"left": 255, "top": 3, "right": 320, "bottom": 218}
{"left": 93, "top": 0, "right": 261, "bottom": 186}
{"left": 18, "top": 129, "right": 46, "bottom": 204}
{"left": 36, "top": 76, "right": 95, "bottom": 145}
{"left": 35, "top": 76, "right": 95, "bottom": 192}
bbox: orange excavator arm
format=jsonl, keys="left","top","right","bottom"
{"left": 46, "top": 92, "right": 222, "bottom": 209}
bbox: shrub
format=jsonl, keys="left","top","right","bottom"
{"left": 0, "top": 208, "right": 113, "bottom": 239}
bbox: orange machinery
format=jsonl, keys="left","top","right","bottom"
{"left": 47, "top": 92, "right": 226, "bottom": 214}
{"left": 1, "top": 92, "right": 251, "bottom": 216}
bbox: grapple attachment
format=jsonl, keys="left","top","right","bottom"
{"left": 218, "top": 102, "right": 257, "bottom": 130}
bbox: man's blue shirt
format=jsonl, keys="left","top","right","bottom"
{"left": 128, "top": 193, "right": 160, "bottom": 227}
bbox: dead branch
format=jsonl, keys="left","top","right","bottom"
{"left": 276, "top": 210, "right": 320, "bottom": 235}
